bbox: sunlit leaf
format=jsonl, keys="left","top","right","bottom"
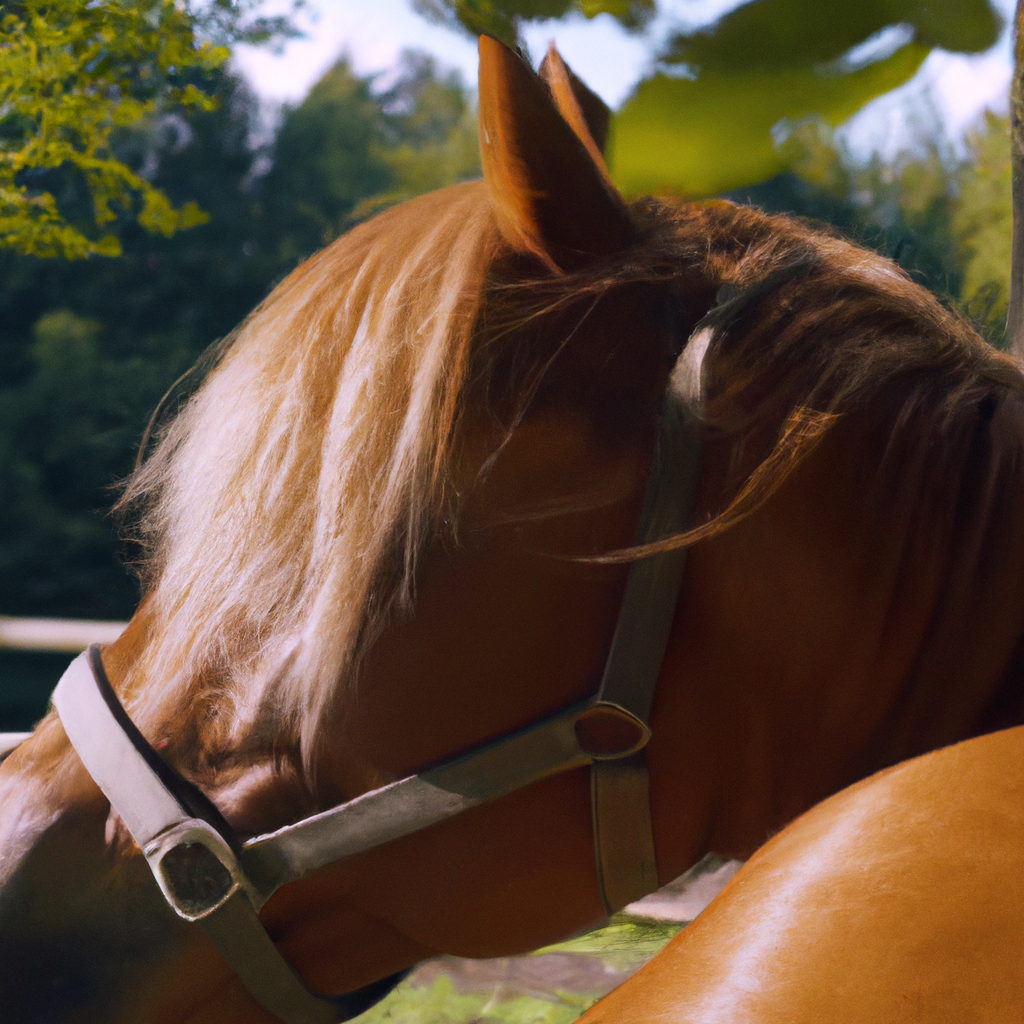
{"left": 577, "top": 0, "right": 655, "bottom": 29}
{"left": 610, "top": 42, "right": 929, "bottom": 197}
{"left": 0, "top": 0, "right": 299, "bottom": 259}
{"left": 664, "top": 0, "right": 1001, "bottom": 75}
{"left": 615, "top": 0, "right": 1002, "bottom": 197}
{"left": 91, "top": 234, "right": 123, "bottom": 257}
{"left": 178, "top": 201, "right": 211, "bottom": 229}
{"left": 410, "top": 0, "right": 653, "bottom": 50}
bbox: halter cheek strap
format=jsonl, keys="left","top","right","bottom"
{"left": 590, "top": 393, "right": 700, "bottom": 913}
{"left": 50, "top": 387, "right": 701, "bottom": 1024}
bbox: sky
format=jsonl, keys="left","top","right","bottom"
{"left": 232, "top": 0, "right": 1018, "bottom": 158}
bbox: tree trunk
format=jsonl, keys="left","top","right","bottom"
{"left": 1007, "top": 0, "right": 1024, "bottom": 360}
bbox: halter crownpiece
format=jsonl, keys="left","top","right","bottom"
{"left": 50, "top": 386, "right": 701, "bottom": 1024}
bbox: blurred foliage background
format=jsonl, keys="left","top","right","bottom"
{"left": 0, "top": 0, "right": 1014, "bottom": 637}
{"left": 0, "top": 47, "right": 481, "bottom": 623}
{"left": 416, "top": 0, "right": 1003, "bottom": 194}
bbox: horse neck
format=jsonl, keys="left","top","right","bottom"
{"left": 648, "top": 377, "right": 1024, "bottom": 871}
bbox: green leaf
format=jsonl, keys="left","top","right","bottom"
{"left": 0, "top": 0, "right": 300, "bottom": 258}
{"left": 664, "top": 0, "right": 1001, "bottom": 75}
{"left": 410, "top": 0, "right": 651, "bottom": 49}
{"left": 577, "top": 0, "right": 655, "bottom": 29}
{"left": 610, "top": 41, "right": 929, "bottom": 198}
{"left": 92, "top": 234, "right": 123, "bottom": 257}
{"left": 177, "top": 201, "right": 210, "bottom": 229}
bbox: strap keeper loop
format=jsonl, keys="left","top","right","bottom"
{"left": 574, "top": 702, "right": 651, "bottom": 760}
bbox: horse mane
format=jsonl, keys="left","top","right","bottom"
{"left": 623, "top": 200, "right": 1024, "bottom": 559}
{"left": 118, "top": 181, "right": 673, "bottom": 775}
{"left": 115, "top": 182, "right": 1024, "bottom": 779}
{"left": 119, "top": 182, "right": 501, "bottom": 769}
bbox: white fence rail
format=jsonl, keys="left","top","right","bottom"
{"left": 0, "top": 616, "right": 128, "bottom": 653}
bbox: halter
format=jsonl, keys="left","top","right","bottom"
{"left": 46, "top": 385, "right": 701, "bottom": 1024}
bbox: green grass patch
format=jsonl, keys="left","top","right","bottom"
{"left": 360, "top": 917, "right": 685, "bottom": 1024}
{"left": 534, "top": 916, "right": 683, "bottom": 968}
{"left": 362, "top": 974, "right": 586, "bottom": 1024}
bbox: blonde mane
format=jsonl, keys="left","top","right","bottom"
{"left": 120, "top": 182, "right": 499, "bottom": 768}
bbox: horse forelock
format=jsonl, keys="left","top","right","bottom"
{"left": 111, "top": 186, "right": 708, "bottom": 779}
{"left": 117, "top": 182, "right": 508, "bottom": 774}
{"left": 111, "top": 190, "right": 642, "bottom": 763}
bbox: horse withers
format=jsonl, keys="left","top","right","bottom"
{"left": 2, "top": 35, "right": 1024, "bottom": 1023}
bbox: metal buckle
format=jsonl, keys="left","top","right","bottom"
{"left": 574, "top": 701, "right": 651, "bottom": 760}
{"left": 144, "top": 819, "right": 258, "bottom": 922}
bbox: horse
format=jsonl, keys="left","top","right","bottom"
{"left": 575, "top": 722, "right": 1024, "bottom": 1022}
{"left": 2, "top": 34, "right": 1023, "bottom": 1023}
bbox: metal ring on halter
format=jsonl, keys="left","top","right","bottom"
{"left": 574, "top": 702, "right": 651, "bottom": 760}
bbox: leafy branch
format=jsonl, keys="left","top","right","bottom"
{"left": 0, "top": 0, "right": 299, "bottom": 258}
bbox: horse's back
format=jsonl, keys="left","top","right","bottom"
{"left": 583, "top": 723, "right": 1024, "bottom": 1023}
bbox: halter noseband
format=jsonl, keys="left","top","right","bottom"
{"left": 49, "top": 387, "right": 701, "bottom": 1024}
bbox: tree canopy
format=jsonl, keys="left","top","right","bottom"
{"left": 0, "top": 0, "right": 300, "bottom": 258}
{"left": 0, "top": 54, "right": 480, "bottom": 619}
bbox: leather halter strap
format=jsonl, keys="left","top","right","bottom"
{"left": 591, "top": 392, "right": 699, "bottom": 912}
{"left": 50, "top": 389, "right": 700, "bottom": 1023}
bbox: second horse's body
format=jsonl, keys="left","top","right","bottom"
{"left": 580, "top": 723, "right": 1024, "bottom": 1023}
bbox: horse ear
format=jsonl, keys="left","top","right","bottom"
{"left": 539, "top": 44, "right": 611, "bottom": 157}
{"left": 478, "top": 35, "right": 634, "bottom": 272}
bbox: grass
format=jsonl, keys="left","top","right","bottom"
{"left": 362, "top": 975, "right": 583, "bottom": 1024}
{"left": 359, "top": 917, "right": 685, "bottom": 1024}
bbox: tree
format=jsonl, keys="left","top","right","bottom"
{"left": 0, "top": 66, "right": 271, "bottom": 618}
{"left": 354, "top": 50, "right": 482, "bottom": 219}
{"left": 726, "top": 112, "right": 1013, "bottom": 348}
{"left": 0, "top": 0, "right": 299, "bottom": 259}
{"left": 1007, "top": 0, "right": 1024, "bottom": 359}
{"left": 0, "top": 53, "right": 480, "bottom": 620}
{"left": 257, "top": 60, "right": 394, "bottom": 269}
{"left": 260, "top": 51, "right": 481, "bottom": 267}
{"left": 956, "top": 112, "right": 1013, "bottom": 340}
